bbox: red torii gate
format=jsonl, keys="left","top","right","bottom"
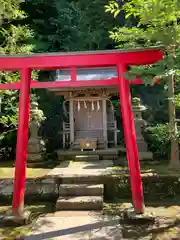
{"left": 0, "top": 49, "right": 163, "bottom": 216}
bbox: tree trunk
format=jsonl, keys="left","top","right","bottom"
{"left": 168, "top": 72, "right": 180, "bottom": 168}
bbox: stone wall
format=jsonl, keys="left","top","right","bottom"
{"left": 0, "top": 178, "right": 59, "bottom": 203}
{"left": 1, "top": 175, "right": 179, "bottom": 204}
{"left": 104, "top": 175, "right": 180, "bottom": 202}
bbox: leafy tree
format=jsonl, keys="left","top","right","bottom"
{"left": 105, "top": 0, "right": 180, "bottom": 167}
{"left": 23, "top": 0, "right": 119, "bottom": 52}
{"left": 0, "top": 0, "right": 34, "bottom": 160}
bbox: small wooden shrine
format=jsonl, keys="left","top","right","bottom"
{"left": 49, "top": 67, "right": 120, "bottom": 151}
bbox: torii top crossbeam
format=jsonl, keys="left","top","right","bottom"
{"left": 0, "top": 48, "right": 162, "bottom": 70}
{"left": 0, "top": 48, "right": 163, "bottom": 217}
{"left": 0, "top": 48, "right": 163, "bottom": 90}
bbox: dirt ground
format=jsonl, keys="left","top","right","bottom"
{"left": 0, "top": 202, "right": 180, "bottom": 239}
{"left": 103, "top": 202, "right": 180, "bottom": 239}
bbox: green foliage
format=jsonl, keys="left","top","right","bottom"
{"left": 105, "top": 0, "right": 180, "bottom": 87}
{"left": 23, "top": 0, "right": 118, "bottom": 52}
{"left": 0, "top": 25, "right": 33, "bottom": 54}
{"left": 105, "top": 0, "right": 180, "bottom": 161}
{"left": 37, "top": 88, "right": 64, "bottom": 152}
{"left": 0, "top": 0, "right": 26, "bottom": 23}
{"left": 145, "top": 123, "right": 180, "bottom": 157}
{"left": 131, "top": 84, "right": 169, "bottom": 124}
{"left": 176, "top": 93, "right": 180, "bottom": 108}
{"left": 0, "top": 0, "right": 34, "bottom": 160}
{"left": 144, "top": 124, "right": 170, "bottom": 157}
{"left": 105, "top": 0, "right": 180, "bottom": 45}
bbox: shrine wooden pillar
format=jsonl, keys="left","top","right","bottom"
{"left": 12, "top": 68, "right": 31, "bottom": 216}
{"left": 117, "top": 64, "right": 144, "bottom": 214}
{"left": 102, "top": 99, "right": 108, "bottom": 148}
{"left": 69, "top": 92, "right": 74, "bottom": 146}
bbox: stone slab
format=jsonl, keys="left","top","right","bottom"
{"left": 57, "top": 149, "right": 119, "bottom": 156}
{"left": 0, "top": 210, "right": 31, "bottom": 227}
{"left": 61, "top": 176, "right": 105, "bottom": 184}
{"left": 0, "top": 178, "right": 58, "bottom": 199}
{"left": 47, "top": 160, "right": 114, "bottom": 179}
{"left": 25, "top": 214, "right": 122, "bottom": 240}
{"left": 56, "top": 196, "right": 103, "bottom": 210}
{"left": 139, "top": 152, "right": 153, "bottom": 160}
{"left": 53, "top": 211, "right": 102, "bottom": 217}
{"left": 123, "top": 208, "right": 155, "bottom": 225}
{"left": 59, "top": 184, "right": 104, "bottom": 196}
{"left": 75, "top": 155, "right": 99, "bottom": 161}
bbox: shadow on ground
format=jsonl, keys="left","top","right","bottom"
{"left": 25, "top": 217, "right": 121, "bottom": 240}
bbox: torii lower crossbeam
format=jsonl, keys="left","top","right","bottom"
{"left": 0, "top": 49, "right": 163, "bottom": 217}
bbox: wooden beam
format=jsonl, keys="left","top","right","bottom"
{"left": 69, "top": 93, "right": 74, "bottom": 145}
{"left": 0, "top": 77, "right": 152, "bottom": 91}
{"left": 102, "top": 99, "right": 108, "bottom": 148}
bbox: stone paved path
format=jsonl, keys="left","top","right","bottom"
{"left": 25, "top": 211, "right": 122, "bottom": 240}
{"left": 23, "top": 161, "right": 120, "bottom": 239}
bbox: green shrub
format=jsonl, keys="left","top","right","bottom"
{"left": 0, "top": 129, "right": 17, "bottom": 161}
{"left": 144, "top": 124, "right": 170, "bottom": 158}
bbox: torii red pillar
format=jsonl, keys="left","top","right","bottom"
{"left": 12, "top": 68, "right": 31, "bottom": 216}
{"left": 117, "top": 64, "right": 144, "bottom": 213}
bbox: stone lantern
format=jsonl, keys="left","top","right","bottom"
{"left": 27, "top": 101, "right": 46, "bottom": 167}
{"left": 132, "top": 97, "right": 153, "bottom": 160}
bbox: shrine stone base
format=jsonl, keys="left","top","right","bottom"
{"left": 27, "top": 153, "right": 45, "bottom": 167}
{"left": 116, "top": 147, "right": 153, "bottom": 161}
{"left": 123, "top": 207, "right": 155, "bottom": 225}
{"left": 138, "top": 151, "right": 153, "bottom": 161}
{"left": 57, "top": 148, "right": 119, "bottom": 162}
{"left": 0, "top": 210, "right": 31, "bottom": 226}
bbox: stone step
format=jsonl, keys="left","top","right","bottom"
{"left": 74, "top": 155, "right": 99, "bottom": 161}
{"left": 72, "top": 140, "right": 105, "bottom": 150}
{"left": 57, "top": 149, "right": 119, "bottom": 156}
{"left": 56, "top": 196, "right": 103, "bottom": 211}
{"left": 61, "top": 175, "right": 108, "bottom": 184}
{"left": 72, "top": 145, "right": 105, "bottom": 150}
{"left": 59, "top": 184, "right": 104, "bottom": 196}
